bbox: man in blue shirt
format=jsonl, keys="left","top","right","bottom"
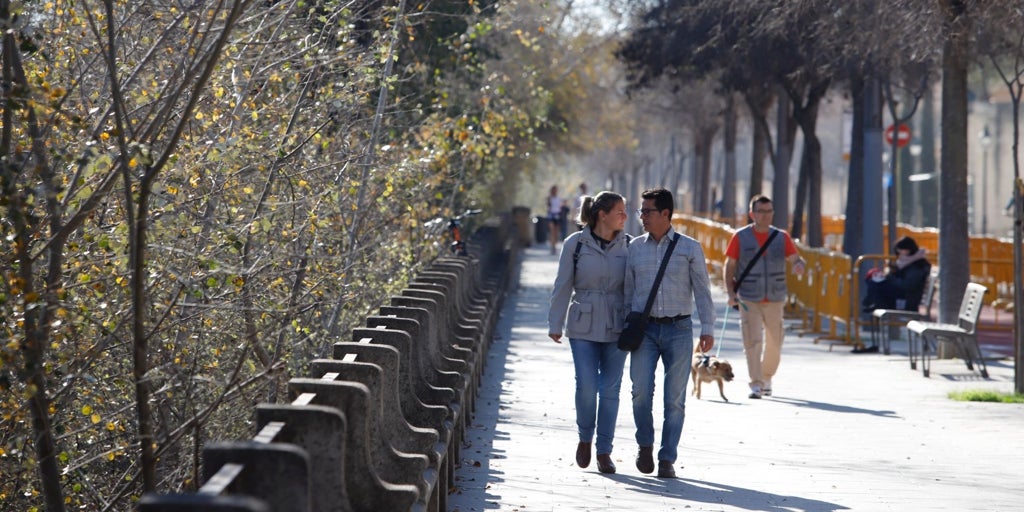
{"left": 624, "top": 188, "right": 716, "bottom": 478}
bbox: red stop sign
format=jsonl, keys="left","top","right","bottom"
{"left": 885, "top": 124, "right": 911, "bottom": 148}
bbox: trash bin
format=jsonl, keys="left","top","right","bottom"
{"left": 512, "top": 206, "right": 532, "bottom": 247}
{"left": 534, "top": 215, "right": 548, "bottom": 245}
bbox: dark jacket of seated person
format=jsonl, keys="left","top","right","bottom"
{"left": 863, "top": 236, "right": 932, "bottom": 312}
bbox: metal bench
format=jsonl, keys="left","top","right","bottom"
{"left": 906, "top": 282, "right": 988, "bottom": 378}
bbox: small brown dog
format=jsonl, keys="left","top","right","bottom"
{"left": 691, "top": 348, "right": 735, "bottom": 402}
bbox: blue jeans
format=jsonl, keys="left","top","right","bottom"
{"left": 569, "top": 339, "right": 628, "bottom": 455}
{"left": 629, "top": 317, "right": 694, "bottom": 464}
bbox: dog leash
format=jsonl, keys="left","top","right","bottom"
{"left": 716, "top": 301, "right": 735, "bottom": 359}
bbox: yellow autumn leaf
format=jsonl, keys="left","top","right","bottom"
{"left": 91, "top": 413, "right": 101, "bottom": 424}
{"left": 81, "top": 405, "right": 92, "bottom": 415}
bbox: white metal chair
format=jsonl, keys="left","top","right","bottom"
{"left": 906, "top": 282, "right": 988, "bottom": 378}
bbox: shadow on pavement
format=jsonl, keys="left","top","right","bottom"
{"left": 767, "top": 396, "right": 899, "bottom": 417}
{"left": 567, "top": 474, "right": 850, "bottom": 512}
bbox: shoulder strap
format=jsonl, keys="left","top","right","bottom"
{"left": 572, "top": 238, "right": 583, "bottom": 274}
{"left": 733, "top": 228, "right": 780, "bottom": 293}
{"left": 641, "top": 233, "right": 680, "bottom": 320}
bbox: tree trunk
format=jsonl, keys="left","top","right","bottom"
{"left": 788, "top": 81, "right": 829, "bottom": 247}
{"left": 667, "top": 136, "right": 682, "bottom": 198}
{"left": 130, "top": 173, "right": 158, "bottom": 492}
{"left": 792, "top": 149, "right": 809, "bottom": 241}
{"left": 938, "top": 0, "right": 971, "bottom": 324}
{"left": 773, "top": 89, "right": 797, "bottom": 234}
{"left": 3, "top": 19, "right": 66, "bottom": 510}
{"left": 749, "top": 118, "right": 767, "bottom": 201}
{"left": 844, "top": 76, "right": 866, "bottom": 259}
{"left": 920, "top": 85, "right": 940, "bottom": 227}
{"left": 804, "top": 117, "right": 824, "bottom": 248}
{"left": 1011, "top": 91, "right": 1023, "bottom": 394}
{"left": 723, "top": 94, "right": 738, "bottom": 225}
{"left": 743, "top": 87, "right": 774, "bottom": 210}
{"left": 695, "top": 131, "right": 714, "bottom": 214}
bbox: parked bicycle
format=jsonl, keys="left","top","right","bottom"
{"left": 425, "top": 209, "right": 482, "bottom": 256}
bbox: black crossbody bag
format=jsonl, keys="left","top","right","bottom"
{"left": 618, "top": 233, "right": 680, "bottom": 352}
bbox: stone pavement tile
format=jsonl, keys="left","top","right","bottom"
{"left": 448, "top": 246, "right": 1024, "bottom": 512}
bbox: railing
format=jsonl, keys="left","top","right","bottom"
{"left": 139, "top": 214, "right": 517, "bottom": 512}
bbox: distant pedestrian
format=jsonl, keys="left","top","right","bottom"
{"left": 548, "top": 191, "right": 630, "bottom": 474}
{"left": 723, "top": 195, "right": 806, "bottom": 399}
{"left": 624, "top": 187, "right": 716, "bottom": 479}
{"left": 547, "top": 185, "right": 564, "bottom": 254}
{"left": 574, "top": 182, "right": 589, "bottom": 230}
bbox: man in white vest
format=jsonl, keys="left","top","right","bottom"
{"left": 723, "top": 195, "right": 806, "bottom": 399}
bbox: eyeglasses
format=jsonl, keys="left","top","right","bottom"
{"left": 637, "top": 208, "right": 660, "bottom": 217}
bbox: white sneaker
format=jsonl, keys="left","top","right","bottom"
{"left": 748, "top": 386, "right": 762, "bottom": 399}
{"left": 763, "top": 381, "right": 772, "bottom": 397}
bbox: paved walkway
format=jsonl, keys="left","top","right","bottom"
{"left": 447, "top": 245, "right": 1024, "bottom": 512}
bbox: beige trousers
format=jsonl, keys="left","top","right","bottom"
{"left": 740, "top": 300, "right": 785, "bottom": 390}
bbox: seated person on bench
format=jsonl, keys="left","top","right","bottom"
{"left": 862, "top": 235, "right": 932, "bottom": 313}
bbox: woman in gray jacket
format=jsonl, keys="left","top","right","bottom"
{"left": 548, "top": 191, "right": 630, "bottom": 474}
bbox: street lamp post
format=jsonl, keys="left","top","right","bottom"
{"left": 909, "top": 143, "right": 923, "bottom": 226}
{"left": 979, "top": 125, "right": 992, "bottom": 235}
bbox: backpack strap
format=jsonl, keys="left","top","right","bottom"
{"left": 572, "top": 238, "right": 583, "bottom": 275}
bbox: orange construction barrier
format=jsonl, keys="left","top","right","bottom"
{"left": 676, "top": 213, "right": 1019, "bottom": 348}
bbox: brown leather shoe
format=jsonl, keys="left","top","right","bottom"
{"left": 636, "top": 446, "right": 654, "bottom": 474}
{"left": 657, "top": 460, "right": 677, "bottom": 478}
{"left": 596, "top": 453, "right": 616, "bottom": 474}
{"left": 576, "top": 442, "right": 592, "bottom": 468}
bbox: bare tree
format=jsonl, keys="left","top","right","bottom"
{"left": 1, "top": 1, "right": 547, "bottom": 509}
{"left": 975, "top": 0, "right": 1024, "bottom": 392}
